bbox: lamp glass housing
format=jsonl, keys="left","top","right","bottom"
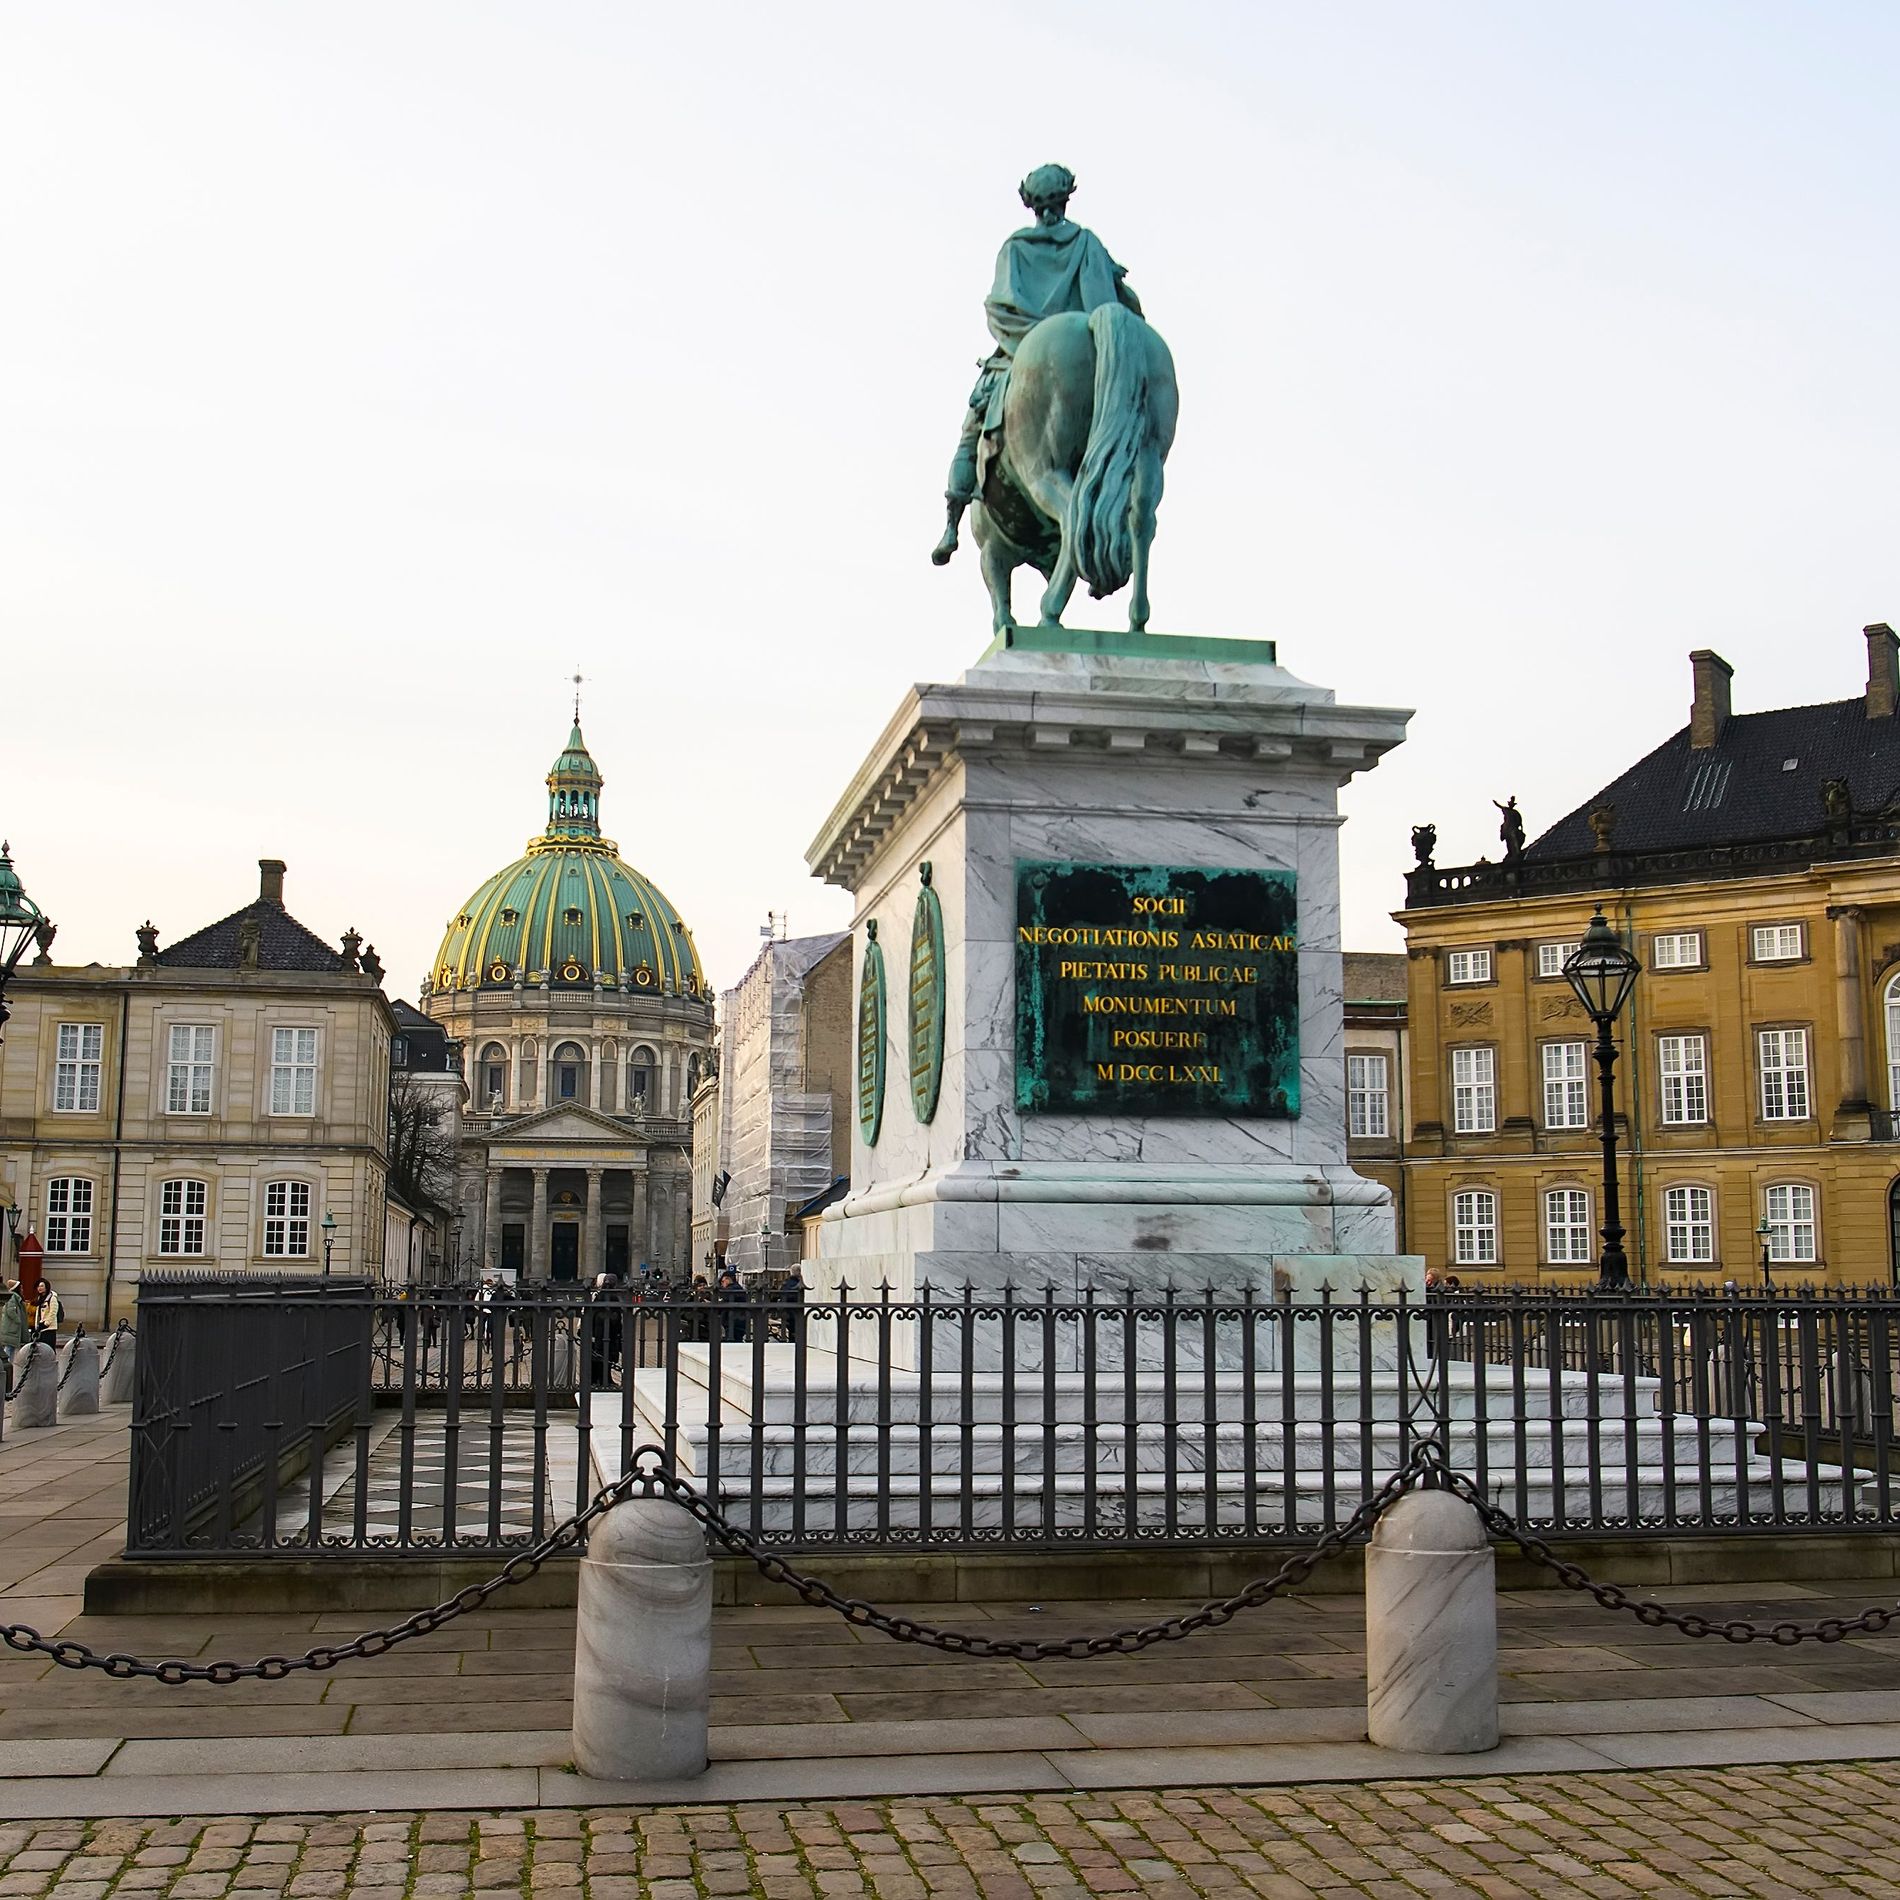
{"left": 1563, "top": 912, "right": 1641, "bottom": 1024}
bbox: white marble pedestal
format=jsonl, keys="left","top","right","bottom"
{"left": 805, "top": 630, "right": 1419, "bottom": 1358}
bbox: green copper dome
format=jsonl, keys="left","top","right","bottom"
{"left": 432, "top": 723, "right": 706, "bottom": 997}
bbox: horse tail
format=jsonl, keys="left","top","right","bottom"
{"left": 1066, "top": 302, "right": 1158, "bottom": 598}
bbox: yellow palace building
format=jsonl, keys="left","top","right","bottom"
{"left": 1398, "top": 624, "right": 1900, "bottom": 1288}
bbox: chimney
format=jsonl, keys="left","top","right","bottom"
{"left": 1689, "top": 649, "right": 1732, "bottom": 750}
{"left": 1867, "top": 623, "right": 1898, "bottom": 720}
{"left": 258, "top": 858, "right": 286, "bottom": 907}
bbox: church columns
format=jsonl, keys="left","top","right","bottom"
{"left": 511, "top": 1039, "right": 526, "bottom": 1109}
{"left": 483, "top": 1168, "right": 502, "bottom": 1274}
{"left": 631, "top": 1170, "right": 651, "bottom": 1271}
{"left": 530, "top": 1167, "right": 550, "bottom": 1282}
{"left": 589, "top": 1040, "right": 603, "bottom": 1110}
{"left": 584, "top": 1167, "right": 604, "bottom": 1279}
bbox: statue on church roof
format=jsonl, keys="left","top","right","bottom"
{"left": 931, "top": 166, "right": 1179, "bottom": 636}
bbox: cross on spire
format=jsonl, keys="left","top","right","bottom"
{"left": 570, "top": 668, "right": 586, "bottom": 723}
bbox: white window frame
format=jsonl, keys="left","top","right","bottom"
{"left": 43, "top": 1177, "right": 95, "bottom": 1254}
{"left": 269, "top": 1027, "right": 319, "bottom": 1117}
{"left": 1445, "top": 949, "right": 1493, "bottom": 986}
{"left": 1544, "top": 1188, "right": 1594, "bottom": 1265}
{"left": 1347, "top": 1052, "right": 1390, "bottom": 1139}
{"left": 1537, "top": 941, "right": 1581, "bottom": 979}
{"left": 158, "top": 1178, "right": 209, "bottom": 1256}
{"left": 1541, "top": 1040, "right": 1590, "bottom": 1129}
{"left": 166, "top": 1023, "right": 216, "bottom": 1116}
{"left": 1758, "top": 1027, "right": 1810, "bottom": 1121}
{"left": 1658, "top": 1034, "right": 1709, "bottom": 1125}
{"left": 1664, "top": 1184, "right": 1715, "bottom": 1264}
{"left": 1451, "top": 1046, "right": 1496, "bottom": 1134}
{"left": 1452, "top": 1189, "right": 1498, "bottom": 1266}
{"left": 262, "top": 1180, "right": 311, "bottom": 1258}
{"left": 1887, "top": 972, "right": 1900, "bottom": 1113}
{"left": 1751, "top": 923, "right": 1805, "bottom": 963}
{"left": 1651, "top": 931, "right": 1703, "bottom": 970}
{"left": 52, "top": 1022, "right": 104, "bottom": 1113}
{"left": 1763, "top": 1183, "right": 1817, "bottom": 1264}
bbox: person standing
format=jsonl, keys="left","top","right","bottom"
{"left": 1, "top": 1280, "right": 26, "bottom": 1394}
{"left": 717, "top": 1266, "right": 750, "bottom": 1345}
{"left": 31, "top": 1280, "right": 63, "bottom": 1343}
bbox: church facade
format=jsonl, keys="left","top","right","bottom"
{"left": 422, "top": 721, "right": 714, "bottom": 1282}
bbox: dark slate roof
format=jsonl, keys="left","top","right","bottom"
{"left": 390, "top": 998, "right": 435, "bottom": 1031}
{"left": 157, "top": 900, "right": 346, "bottom": 973}
{"left": 1528, "top": 697, "right": 1900, "bottom": 860}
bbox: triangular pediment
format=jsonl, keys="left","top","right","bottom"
{"left": 485, "top": 1103, "right": 637, "bottom": 1147}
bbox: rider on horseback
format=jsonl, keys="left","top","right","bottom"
{"left": 930, "top": 164, "right": 1143, "bottom": 567}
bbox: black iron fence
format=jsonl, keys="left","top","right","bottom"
{"left": 125, "top": 1278, "right": 1900, "bottom": 1560}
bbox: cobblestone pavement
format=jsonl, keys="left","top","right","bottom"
{"left": 4, "top": 1765, "right": 1900, "bottom": 1898}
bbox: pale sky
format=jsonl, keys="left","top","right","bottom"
{"left": 3, "top": 2, "right": 1896, "bottom": 999}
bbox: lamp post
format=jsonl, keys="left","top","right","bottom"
{"left": 1563, "top": 911, "right": 1642, "bottom": 1290}
{"left": 321, "top": 1210, "right": 337, "bottom": 1278}
{"left": 0, "top": 842, "right": 48, "bottom": 1035}
{"left": 1757, "top": 1216, "right": 1775, "bottom": 1294}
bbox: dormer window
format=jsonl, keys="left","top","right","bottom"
{"left": 563, "top": 906, "right": 583, "bottom": 926}
{"left": 499, "top": 907, "right": 518, "bottom": 926}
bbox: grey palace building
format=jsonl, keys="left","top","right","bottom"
{"left": 421, "top": 721, "right": 714, "bottom": 1281}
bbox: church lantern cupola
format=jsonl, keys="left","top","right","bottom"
{"left": 543, "top": 722, "right": 604, "bottom": 843}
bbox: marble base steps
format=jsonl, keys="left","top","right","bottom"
{"left": 22, "top": 1688, "right": 1900, "bottom": 1815}
{"left": 627, "top": 1345, "right": 1863, "bottom": 1533}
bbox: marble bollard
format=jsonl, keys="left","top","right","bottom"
{"left": 59, "top": 1337, "right": 101, "bottom": 1417}
{"left": 101, "top": 1331, "right": 137, "bottom": 1405}
{"left": 9, "top": 1345, "right": 57, "bottom": 1429}
{"left": 571, "top": 1496, "right": 711, "bottom": 1782}
{"left": 1365, "top": 1489, "right": 1498, "bottom": 1754}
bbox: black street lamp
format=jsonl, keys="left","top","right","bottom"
{"left": 1563, "top": 911, "right": 1642, "bottom": 1290}
{"left": 321, "top": 1209, "right": 338, "bottom": 1278}
{"left": 1757, "top": 1216, "right": 1776, "bottom": 1294}
{"left": 0, "top": 842, "right": 48, "bottom": 1034}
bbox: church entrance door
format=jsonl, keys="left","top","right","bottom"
{"left": 550, "top": 1222, "right": 580, "bottom": 1282}
{"left": 606, "top": 1226, "right": 630, "bottom": 1278}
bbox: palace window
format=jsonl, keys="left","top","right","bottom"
{"left": 1664, "top": 1184, "right": 1715, "bottom": 1263}
{"left": 1751, "top": 923, "right": 1805, "bottom": 962}
{"left": 1537, "top": 941, "right": 1582, "bottom": 979}
{"left": 269, "top": 1028, "right": 318, "bottom": 1116}
{"left": 1542, "top": 1041, "right": 1589, "bottom": 1129}
{"left": 166, "top": 1024, "right": 215, "bottom": 1115}
{"left": 1887, "top": 973, "right": 1900, "bottom": 1110}
{"left": 1658, "top": 1034, "right": 1708, "bottom": 1124}
{"left": 1452, "top": 1190, "right": 1498, "bottom": 1265}
{"left": 1544, "top": 1188, "right": 1593, "bottom": 1264}
{"left": 1651, "top": 931, "right": 1703, "bottom": 970}
{"left": 1445, "top": 949, "right": 1492, "bottom": 986}
{"left": 1451, "top": 1046, "right": 1496, "bottom": 1134}
{"left": 1763, "top": 1183, "right": 1817, "bottom": 1263}
{"left": 53, "top": 1022, "right": 103, "bottom": 1113}
{"left": 1347, "top": 1053, "right": 1389, "bottom": 1139}
{"left": 1758, "top": 1027, "right": 1810, "bottom": 1120}
{"left": 43, "top": 1178, "right": 94, "bottom": 1254}
{"left": 159, "top": 1178, "right": 209, "bottom": 1255}
{"left": 263, "top": 1180, "right": 311, "bottom": 1257}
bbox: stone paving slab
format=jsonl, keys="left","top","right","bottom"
{"left": 8, "top": 1768, "right": 1900, "bottom": 1895}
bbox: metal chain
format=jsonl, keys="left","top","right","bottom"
{"left": 1433, "top": 1462, "right": 1900, "bottom": 1646}
{"left": 9, "top": 1438, "right": 1897, "bottom": 1685}
{"left": 0, "top": 1445, "right": 1443, "bottom": 1682}
{"left": 96, "top": 1319, "right": 133, "bottom": 1382}
{"left": 54, "top": 1327, "right": 86, "bottom": 1393}
{"left": 2, "top": 1338, "right": 44, "bottom": 1404}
